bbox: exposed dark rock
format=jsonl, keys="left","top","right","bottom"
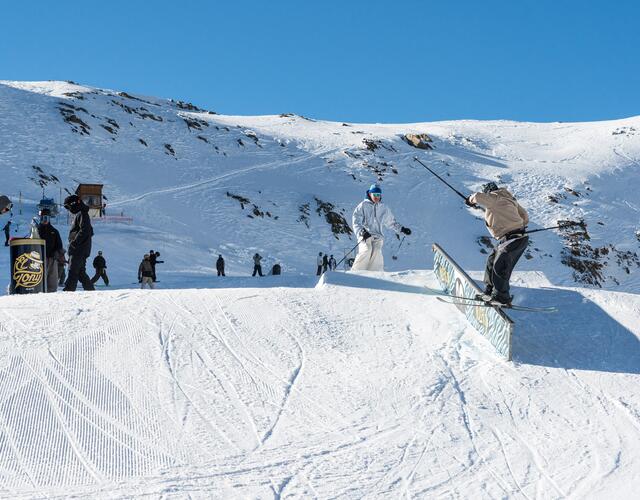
{"left": 164, "top": 144, "right": 176, "bottom": 157}
{"left": 183, "top": 116, "right": 209, "bottom": 131}
{"left": 298, "top": 203, "right": 310, "bottom": 228}
{"left": 403, "top": 133, "right": 434, "bottom": 150}
{"left": 29, "top": 165, "right": 60, "bottom": 188}
{"left": 139, "top": 138, "right": 148, "bottom": 146}
{"left": 314, "top": 198, "right": 353, "bottom": 239}
{"left": 58, "top": 106, "right": 91, "bottom": 135}
{"left": 100, "top": 124, "right": 116, "bottom": 135}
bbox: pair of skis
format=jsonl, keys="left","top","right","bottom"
{"left": 436, "top": 293, "right": 557, "bottom": 313}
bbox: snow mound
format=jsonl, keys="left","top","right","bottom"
{"left": 0, "top": 273, "right": 639, "bottom": 496}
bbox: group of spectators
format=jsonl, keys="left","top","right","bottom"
{"left": 215, "top": 253, "right": 281, "bottom": 277}
{"left": 316, "top": 252, "right": 337, "bottom": 275}
{"left": 137, "top": 250, "right": 162, "bottom": 288}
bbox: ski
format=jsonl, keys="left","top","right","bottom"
{"left": 436, "top": 296, "right": 557, "bottom": 313}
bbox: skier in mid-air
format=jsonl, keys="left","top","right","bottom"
{"left": 466, "top": 182, "right": 529, "bottom": 305}
{"left": 351, "top": 184, "right": 411, "bottom": 272}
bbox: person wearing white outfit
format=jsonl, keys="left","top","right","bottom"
{"left": 351, "top": 184, "right": 411, "bottom": 271}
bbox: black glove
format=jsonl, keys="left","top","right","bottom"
{"left": 361, "top": 229, "right": 372, "bottom": 241}
{"left": 464, "top": 197, "right": 477, "bottom": 208}
{"left": 401, "top": 227, "right": 411, "bottom": 235}
{"left": 138, "top": 278, "right": 142, "bottom": 283}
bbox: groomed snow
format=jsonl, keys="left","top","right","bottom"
{"left": 0, "top": 272, "right": 638, "bottom": 497}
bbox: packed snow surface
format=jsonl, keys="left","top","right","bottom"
{"left": 0, "top": 81, "right": 639, "bottom": 497}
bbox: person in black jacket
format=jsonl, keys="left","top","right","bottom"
{"left": 62, "top": 195, "right": 95, "bottom": 291}
{"left": 91, "top": 250, "right": 109, "bottom": 286}
{"left": 216, "top": 255, "right": 225, "bottom": 276}
{"left": 37, "top": 208, "right": 64, "bottom": 292}
{"left": 149, "top": 249, "right": 164, "bottom": 281}
{"left": 3, "top": 220, "right": 10, "bottom": 246}
{"left": 322, "top": 253, "right": 329, "bottom": 273}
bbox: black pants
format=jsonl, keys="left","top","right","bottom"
{"left": 316, "top": 265, "right": 322, "bottom": 276}
{"left": 4, "top": 231, "right": 8, "bottom": 246}
{"left": 252, "top": 265, "right": 263, "bottom": 277}
{"left": 217, "top": 268, "right": 225, "bottom": 276}
{"left": 484, "top": 236, "right": 528, "bottom": 300}
{"left": 91, "top": 267, "right": 109, "bottom": 285}
{"left": 64, "top": 254, "right": 95, "bottom": 291}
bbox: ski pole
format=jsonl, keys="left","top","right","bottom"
{"left": 392, "top": 235, "right": 405, "bottom": 260}
{"left": 413, "top": 156, "right": 468, "bottom": 201}
{"left": 335, "top": 239, "right": 362, "bottom": 269}
{"left": 523, "top": 221, "right": 585, "bottom": 235}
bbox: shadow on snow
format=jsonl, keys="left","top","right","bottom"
{"left": 511, "top": 286, "right": 640, "bottom": 374}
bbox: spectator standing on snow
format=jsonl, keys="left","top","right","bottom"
{"left": 138, "top": 254, "right": 155, "bottom": 289}
{"left": 91, "top": 250, "right": 109, "bottom": 286}
{"left": 216, "top": 254, "right": 225, "bottom": 276}
{"left": 37, "top": 208, "right": 63, "bottom": 293}
{"left": 62, "top": 195, "right": 95, "bottom": 291}
{"left": 316, "top": 252, "right": 323, "bottom": 276}
{"left": 3, "top": 220, "right": 11, "bottom": 246}
{"left": 148, "top": 250, "right": 164, "bottom": 281}
{"left": 58, "top": 248, "right": 67, "bottom": 286}
{"left": 322, "top": 253, "right": 329, "bottom": 273}
{"left": 351, "top": 184, "right": 411, "bottom": 272}
{"left": 252, "top": 253, "right": 264, "bottom": 277}
{"left": 465, "top": 182, "right": 529, "bottom": 305}
{"left": 329, "top": 254, "right": 337, "bottom": 271}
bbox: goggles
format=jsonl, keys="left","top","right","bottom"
{"left": 370, "top": 192, "right": 382, "bottom": 198}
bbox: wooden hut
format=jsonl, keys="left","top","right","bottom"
{"left": 75, "top": 184, "right": 104, "bottom": 218}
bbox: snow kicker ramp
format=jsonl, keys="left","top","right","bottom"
{"left": 0, "top": 275, "right": 639, "bottom": 498}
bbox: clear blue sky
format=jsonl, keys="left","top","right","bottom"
{"left": 1, "top": 0, "right": 638, "bottom": 123}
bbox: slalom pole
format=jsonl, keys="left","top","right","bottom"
{"left": 392, "top": 235, "right": 405, "bottom": 260}
{"left": 413, "top": 156, "right": 468, "bottom": 201}
{"left": 335, "top": 239, "right": 362, "bottom": 269}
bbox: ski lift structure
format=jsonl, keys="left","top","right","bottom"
{"left": 37, "top": 197, "right": 59, "bottom": 217}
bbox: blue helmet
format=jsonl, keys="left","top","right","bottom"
{"left": 367, "top": 184, "right": 382, "bottom": 198}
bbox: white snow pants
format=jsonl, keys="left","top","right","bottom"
{"left": 351, "top": 238, "right": 384, "bottom": 271}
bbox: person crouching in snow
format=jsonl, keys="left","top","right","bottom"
{"left": 351, "top": 184, "right": 411, "bottom": 271}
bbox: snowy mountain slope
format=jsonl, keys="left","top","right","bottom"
{"left": 1, "top": 81, "right": 640, "bottom": 290}
{"left": 0, "top": 271, "right": 638, "bottom": 498}
{"left": 1, "top": 81, "right": 640, "bottom": 497}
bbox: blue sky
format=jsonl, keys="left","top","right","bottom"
{"left": 1, "top": 0, "right": 638, "bottom": 123}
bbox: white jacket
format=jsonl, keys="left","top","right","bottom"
{"left": 316, "top": 255, "right": 323, "bottom": 266}
{"left": 352, "top": 199, "right": 402, "bottom": 240}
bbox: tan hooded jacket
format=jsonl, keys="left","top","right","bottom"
{"left": 469, "top": 188, "right": 529, "bottom": 239}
